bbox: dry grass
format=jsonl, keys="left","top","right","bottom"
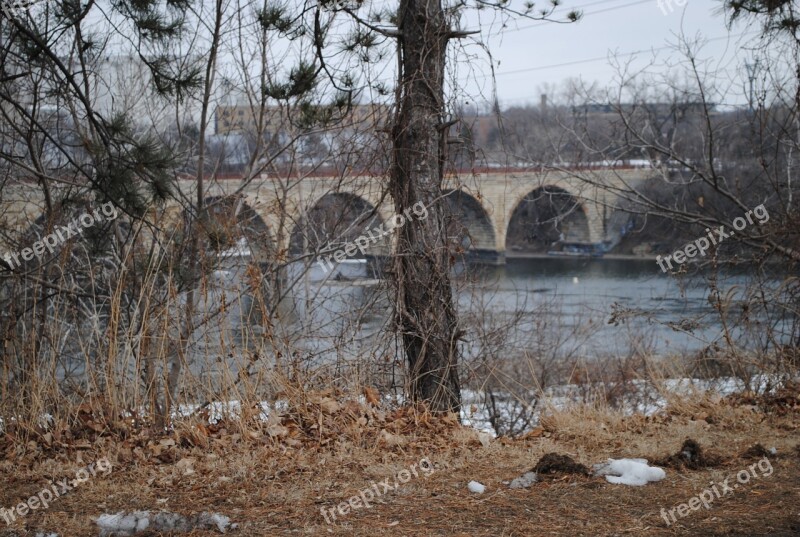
{"left": 1, "top": 388, "right": 799, "bottom": 536}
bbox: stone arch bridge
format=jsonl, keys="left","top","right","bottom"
{"left": 1, "top": 168, "right": 652, "bottom": 263}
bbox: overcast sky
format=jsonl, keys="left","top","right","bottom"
{"left": 79, "top": 0, "right": 766, "bottom": 115}
{"left": 455, "top": 0, "right": 758, "bottom": 109}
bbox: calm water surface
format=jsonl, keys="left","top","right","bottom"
{"left": 288, "top": 256, "right": 790, "bottom": 360}
{"left": 468, "top": 257, "right": 737, "bottom": 356}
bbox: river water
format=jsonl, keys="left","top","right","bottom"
{"left": 466, "top": 257, "right": 736, "bottom": 357}
{"left": 280, "top": 256, "right": 792, "bottom": 364}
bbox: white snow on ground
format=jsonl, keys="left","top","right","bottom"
{"left": 96, "top": 511, "right": 234, "bottom": 536}
{"left": 508, "top": 471, "right": 538, "bottom": 489}
{"left": 460, "top": 375, "right": 787, "bottom": 436}
{"left": 173, "top": 400, "right": 276, "bottom": 424}
{"left": 467, "top": 481, "right": 486, "bottom": 494}
{"left": 592, "top": 458, "right": 666, "bottom": 486}
{"left": 97, "top": 511, "right": 151, "bottom": 535}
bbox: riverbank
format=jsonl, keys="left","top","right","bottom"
{"left": 1, "top": 385, "right": 798, "bottom": 536}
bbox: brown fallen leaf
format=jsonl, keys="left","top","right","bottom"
{"left": 317, "top": 397, "right": 341, "bottom": 414}
{"left": 266, "top": 424, "right": 289, "bottom": 438}
{"left": 364, "top": 387, "right": 381, "bottom": 407}
{"left": 378, "top": 429, "right": 407, "bottom": 447}
{"left": 176, "top": 457, "right": 196, "bottom": 475}
{"left": 522, "top": 427, "right": 544, "bottom": 439}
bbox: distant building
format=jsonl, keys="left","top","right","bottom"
{"left": 209, "top": 102, "right": 391, "bottom": 173}
{"left": 214, "top": 102, "right": 390, "bottom": 137}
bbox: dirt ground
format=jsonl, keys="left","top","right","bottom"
{"left": 1, "top": 391, "right": 799, "bottom": 536}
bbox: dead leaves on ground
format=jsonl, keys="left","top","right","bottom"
{"left": 269, "top": 390, "right": 460, "bottom": 452}
{"left": 727, "top": 381, "right": 800, "bottom": 415}
{"left": 2, "top": 388, "right": 469, "bottom": 472}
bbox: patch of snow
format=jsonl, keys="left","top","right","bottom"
{"left": 173, "top": 400, "right": 272, "bottom": 424}
{"left": 96, "top": 511, "right": 150, "bottom": 535}
{"left": 508, "top": 471, "right": 538, "bottom": 489}
{"left": 467, "top": 480, "right": 486, "bottom": 494}
{"left": 460, "top": 375, "right": 788, "bottom": 436}
{"left": 201, "top": 512, "right": 233, "bottom": 533}
{"left": 592, "top": 458, "right": 666, "bottom": 486}
{"left": 96, "top": 511, "right": 234, "bottom": 536}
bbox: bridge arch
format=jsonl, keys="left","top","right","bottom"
{"left": 289, "top": 191, "right": 390, "bottom": 257}
{"left": 505, "top": 185, "right": 593, "bottom": 253}
{"left": 442, "top": 189, "right": 497, "bottom": 254}
{"left": 202, "top": 195, "right": 275, "bottom": 261}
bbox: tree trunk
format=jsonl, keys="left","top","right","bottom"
{"left": 390, "top": 0, "right": 461, "bottom": 413}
